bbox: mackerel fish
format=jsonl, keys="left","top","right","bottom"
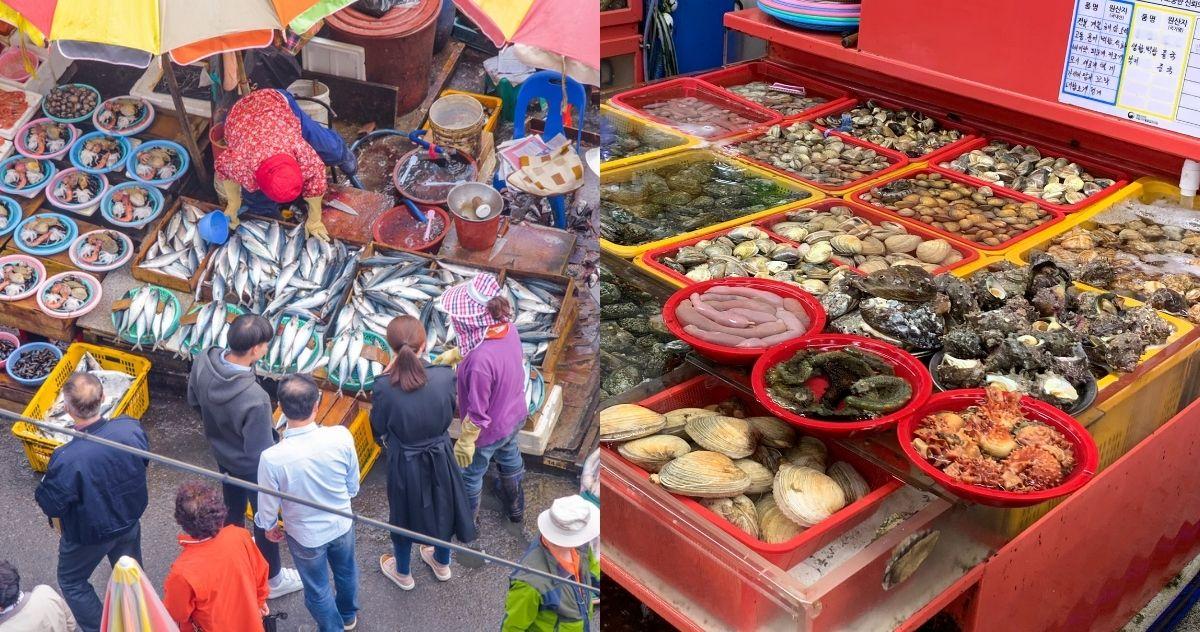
{"left": 172, "top": 300, "right": 240, "bottom": 358}
{"left": 138, "top": 202, "right": 210, "bottom": 281}
{"left": 112, "top": 284, "right": 178, "bottom": 351}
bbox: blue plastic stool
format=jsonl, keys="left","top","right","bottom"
{"left": 513, "top": 70, "right": 587, "bottom": 229}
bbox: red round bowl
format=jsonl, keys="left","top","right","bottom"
{"left": 371, "top": 204, "right": 449, "bottom": 253}
{"left": 896, "top": 389, "right": 1100, "bottom": 507}
{"left": 750, "top": 334, "right": 933, "bottom": 436}
{"left": 662, "top": 277, "right": 826, "bottom": 366}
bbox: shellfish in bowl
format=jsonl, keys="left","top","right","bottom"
{"left": 95, "top": 97, "right": 149, "bottom": 133}
{"left": 51, "top": 171, "right": 103, "bottom": 207}
{"left": 19, "top": 215, "right": 70, "bottom": 248}
{"left": 2, "top": 158, "right": 47, "bottom": 190}
{"left": 0, "top": 260, "right": 38, "bottom": 298}
{"left": 73, "top": 230, "right": 128, "bottom": 268}
{"left": 40, "top": 274, "right": 92, "bottom": 313}
{"left": 106, "top": 185, "right": 158, "bottom": 224}
{"left": 77, "top": 136, "right": 125, "bottom": 171}
{"left": 21, "top": 120, "right": 70, "bottom": 156}
{"left": 133, "top": 146, "right": 181, "bottom": 182}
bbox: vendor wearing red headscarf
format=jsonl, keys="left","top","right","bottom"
{"left": 215, "top": 89, "right": 331, "bottom": 241}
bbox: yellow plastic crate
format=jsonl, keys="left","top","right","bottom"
{"left": 348, "top": 408, "right": 381, "bottom": 482}
{"left": 1005, "top": 178, "right": 1184, "bottom": 266}
{"left": 13, "top": 343, "right": 152, "bottom": 473}
{"left": 600, "top": 104, "right": 695, "bottom": 171}
{"left": 423, "top": 89, "right": 503, "bottom": 134}
{"left": 601, "top": 149, "right": 824, "bottom": 258}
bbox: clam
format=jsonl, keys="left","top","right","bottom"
{"left": 830, "top": 234, "right": 862, "bottom": 255}
{"left": 650, "top": 451, "right": 751, "bottom": 498}
{"left": 702, "top": 495, "right": 760, "bottom": 538}
{"left": 743, "top": 415, "right": 796, "bottom": 448}
{"left": 662, "top": 407, "right": 713, "bottom": 437}
{"left": 772, "top": 464, "right": 847, "bottom": 527}
{"left": 882, "top": 530, "right": 940, "bottom": 590}
{"left": 884, "top": 234, "right": 922, "bottom": 254}
{"left": 827, "top": 461, "right": 871, "bottom": 503}
{"left": 617, "top": 434, "right": 691, "bottom": 473}
{"left": 733, "top": 458, "right": 775, "bottom": 494}
{"left": 685, "top": 415, "right": 757, "bottom": 459}
{"left": 756, "top": 496, "right": 805, "bottom": 543}
{"left": 784, "top": 436, "right": 828, "bottom": 471}
{"left": 915, "top": 239, "right": 952, "bottom": 264}
{"left": 805, "top": 241, "right": 833, "bottom": 264}
{"left": 599, "top": 404, "right": 666, "bottom": 442}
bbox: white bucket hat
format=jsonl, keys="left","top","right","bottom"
{"left": 537, "top": 495, "right": 600, "bottom": 549}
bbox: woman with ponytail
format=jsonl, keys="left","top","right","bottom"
{"left": 370, "top": 316, "right": 475, "bottom": 591}
{"left": 437, "top": 273, "right": 529, "bottom": 526}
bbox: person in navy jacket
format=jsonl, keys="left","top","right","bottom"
{"left": 34, "top": 373, "right": 149, "bottom": 632}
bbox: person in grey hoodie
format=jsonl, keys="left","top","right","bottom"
{"left": 186, "top": 313, "right": 304, "bottom": 599}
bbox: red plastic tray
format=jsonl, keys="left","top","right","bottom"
{"left": 610, "top": 77, "right": 783, "bottom": 140}
{"left": 697, "top": 61, "right": 854, "bottom": 121}
{"left": 638, "top": 219, "right": 858, "bottom": 286}
{"left": 750, "top": 334, "right": 934, "bottom": 436}
{"left": 718, "top": 121, "right": 912, "bottom": 195}
{"left": 600, "top": 0, "right": 642, "bottom": 27}
{"left": 807, "top": 96, "right": 978, "bottom": 165}
{"left": 846, "top": 168, "right": 1066, "bottom": 253}
{"left": 750, "top": 198, "right": 981, "bottom": 275}
{"left": 662, "top": 277, "right": 826, "bottom": 366}
{"left": 928, "top": 132, "right": 1131, "bottom": 214}
{"left": 896, "top": 389, "right": 1100, "bottom": 507}
{"left": 606, "top": 374, "right": 904, "bottom": 570}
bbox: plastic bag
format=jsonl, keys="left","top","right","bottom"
{"left": 352, "top": 0, "right": 419, "bottom": 17}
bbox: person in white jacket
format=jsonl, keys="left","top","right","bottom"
{"left": 0, "top": 561, "right": 76, "bottom": 632}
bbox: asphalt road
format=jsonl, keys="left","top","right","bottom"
{"left": 0, "top": 382, "right": 578, "bottom": 631}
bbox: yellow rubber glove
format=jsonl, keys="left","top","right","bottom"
{"left": 304, "top": 196, "right": 329, "bottom": 242}
{"left": 454, "top": 419, "right": 480, "bottom": 468}
{"left": 221, "top": 178, "right": 242, "bottom": 229}
{"left": 432, "top": 347, "right": 463, "bottom": 367}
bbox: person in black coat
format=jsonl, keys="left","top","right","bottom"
{"left": 34, "top": 373, "right": 148, "bottom": 632}
{"left": 371, "top": 315, "right": 476, "bottom": 590}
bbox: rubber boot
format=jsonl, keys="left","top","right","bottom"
{"left": 467, "top": 491, "right": 481, "bottom": 528}
{"left": 493, "top": 470, "right": 526, "bottom": 523}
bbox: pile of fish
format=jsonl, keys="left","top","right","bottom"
{"left": 326, "top": 328, "right": 388, "bottom": 394}
{"left": 331, "top": 250, "right": 453, "bottom": 349}
{"left": 200, "top": 218, "right": 357, "bottom": 322}
{"left": 502, "top": 274, "right": 565, "bottom": 368}
{"left": 37, "top": 352, "right": 134, "bottom": 443}
{"left": 260, "top": 315, "right": 323, "bottom": 374}
{"left": 112, "top": 284, "right": 178, "bottom": 350}
{"left": 139, "top": 202, "right": 210, "bottom": 282}
{"left": 174, "top": 300, "right": 239, "bottom": 357}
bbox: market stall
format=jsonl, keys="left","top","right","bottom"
{"left": 600, "top": 3, "right": 1200, "bottom": 629}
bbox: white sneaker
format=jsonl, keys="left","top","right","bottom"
{"left": 268, "top": 567, "right": 304, "bottom": 599}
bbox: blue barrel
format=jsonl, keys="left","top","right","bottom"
{"left": 671, "top": 0, "right": 736, "bottom": 74}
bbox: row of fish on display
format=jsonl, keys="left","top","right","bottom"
{"left": 136, "top": 202, "right": 209, "bottom": 281}
{"left": 197, "top": 218, "right": 358, "bottom": 323}
{"left": 173, "top": 300, "right": 241, "bottom": 358}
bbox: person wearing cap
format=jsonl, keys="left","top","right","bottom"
{"left": 215, "top": 88, "right": 356, "bottom": 242}
{"left": 501, "top": 495, "right": 600, "bottom": 632}
{"left": 438, "top": 273, "right": 529, "bottom": 524}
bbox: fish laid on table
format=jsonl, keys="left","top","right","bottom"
{"left": 325, "top": 328, "right": 386, "bottom": 396}
{"left": 138, "top": 202, "right": 210, "bottom": 282}
{"left": 113, "top": 285, "right": 178, "bottom": 351}
{"left": 493, "top": 275, "right": 564, "bottom": 367}
{"left": 330, "top": 251, "right": 451, "bottom": 345}
{"left": 199, "top": 218, "right": 358, "bottom": 322}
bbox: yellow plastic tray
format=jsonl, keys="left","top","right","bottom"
{"left": 13, "top": 343, "right": 152, "bottom": 473}
{"left": 600, "top": 104, "right": 696, "bottom": 172}
{"left": 601, "top": 149, "right": 825, "bottom": 259}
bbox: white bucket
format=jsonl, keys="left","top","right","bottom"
{"left": 287, "top": 79, "right": 330, "bottom": 126}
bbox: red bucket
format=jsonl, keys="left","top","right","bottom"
{"left": 446, "top": 182, "right": 504, "bottom": 251}
{"left": 371, "top": 204, "right": 449, "bottom": 253}
{"left": 210, "top": 122, "right": 227, "bottom": 163}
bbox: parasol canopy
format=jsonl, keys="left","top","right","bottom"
{"left": 453, "top": 0, "right": 598, "bottom": 72}
{"left": 0, "top": 0, "right": 354, "bottom": 66}
{"left": 100, "top": 556, "right": 180, "bottom": 632}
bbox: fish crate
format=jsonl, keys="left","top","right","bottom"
{"left": 12, "top": 343, "right": 151, "bottom": 472}
{"left": 600, "top": 104, "right": 696, "bottom": 172}
{"left": 697, "top": 61, "right": 854, "bottom": 123}
{"left": 928, "top": 132, "right": 1130, "bottom": 214}
{"left": 805, "top": 94, "right": 979, "bottom": 166}
{"left": 498, "top": 268, "right": 577, "bottom": 381}
{"left": 601, "top": 149, "right": 825, "bottom": 259}
{"left": 605, "top": 374, "right": 904, "bottom": 570}
{"left": 610, "top": 77, "right": 783, "bottom": 141}
{"left": 130, "top": 196, "right": 214, "bottom": 294}
{"left": 843, "top": 166, "right": 1068, "bottom": 256}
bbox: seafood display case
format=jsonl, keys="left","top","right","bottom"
{"left": 697, "top": 61, "right": 853, "bottom": 122}
{"left": 609, "top": 78, "right": 783, "bottom": 141}
{"left": 600, "top": 104, "right": 695, "bottom": 172}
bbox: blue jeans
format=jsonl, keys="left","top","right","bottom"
{"left": 286, "top": 527, "right": 359, "bottom": 632}
{"left": 461, "top": 426, "right": 525, "bottom": 503}
{"left": 393, "top": 536, "right": 451, "bottom": 575}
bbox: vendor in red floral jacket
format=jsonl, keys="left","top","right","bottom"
{"left": 215, "top": 89, "right": 336, "bottom": 241}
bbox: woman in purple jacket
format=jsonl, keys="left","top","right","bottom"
{"left": 442, "top": 274, "right": 530, "bottom": 524}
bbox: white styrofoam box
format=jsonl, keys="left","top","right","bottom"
{"left": 448, "top": 384, "right": 565, "bottom": 457}
{"left": 130, "top": 57, "right": 211, "bottom": 118}
{"left": 301, "top": 37, "right": 366, "bottom": 81}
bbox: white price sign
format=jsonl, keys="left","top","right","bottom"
{"left": 1060, "top": 0, "right": 1200, "bottom": 136}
